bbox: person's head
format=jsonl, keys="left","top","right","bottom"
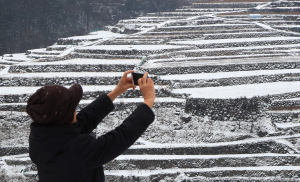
{"left": 26, "top": 84, "right": 83, "bottom": 125}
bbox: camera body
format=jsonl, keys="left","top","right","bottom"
{"left": 131, "top": 72, "right": 145, "bottom": 85}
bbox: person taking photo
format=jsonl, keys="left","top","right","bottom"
{"left": 26, "top": 70, "right": 155, "bottom": 182}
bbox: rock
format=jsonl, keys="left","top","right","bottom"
{"left": 181, "top": 116, "right": 192, "bottom": 123}
{"left": 257, "top": 130, "right": 268, "bottom": 137}
{"left": 230, "top": 126, "right": 236, "bottom": 132}
{"left": 174, "top": 124, "right": 182, "bottom": 130}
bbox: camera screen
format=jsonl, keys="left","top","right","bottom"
{"left": 131, "top": 72, "right": 144, "bottom": 85}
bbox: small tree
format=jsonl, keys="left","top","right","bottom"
{"left": 240, "top": 96, "right": 259, "bottom": 133}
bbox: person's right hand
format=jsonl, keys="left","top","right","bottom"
{"left": 138, "top": 72, "right": 155, "bottom": 109}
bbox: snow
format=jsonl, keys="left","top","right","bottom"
{"left": 274, "top": 97, "right": 300, "bottom": 102}
{"left": 0, "top": 60, "right": 18, "bottom": 65}
{"left": 275, "top": 122, "right": 300, "bottom": 129}
{"left": 255, "top": 2, "right": 271, "bottom": 9}
{"left": 275, "top": 25, "right": 300, "bottom": 28}
{"left": 61, "top": 31, "right": 126, "bottom": 40}
{"left": 59, "top": 47, "right": 75, "bottom": 57}
{"left": 129, "top": 133, "right": 300, "bottom": 149}
{"left": 179, "top": 44, "right": 300, "bottom": 53}
{"left": 254, "top": 22, "right": 274, "bottom": 30}
{"left": 160, "top": 69, "right": 300, "bottom": 81}
{"left": 0, "top": 72, "right": 125, "bottom": 78}
{"left": 172, "top": 81, "right": 300, "bottom": 99}
{"left": 163, "top": 23, "right": 255, "bottom": 29}
{"left": 28, "top": 48, "right": 62, "bottom": 54}
{"left": 0, "top": 66, "right": 10, "bottom": 75}
{"left": 79, "top": 97, "right": 186, "bottom": 104}
{"left": 2, "top": 53, "right": 32, "bottom": 61}
{"left": 115, "top": 153, "right": 300, "bottom": 160}
{"left": 147, "top": 56, "right": 300, "bottom": 68}
{"left": 105, "top": 166, "right": 300, "bottom": 177}
{"left": 75, "top": 45, "right": 189, "bottom": 51}
{"left": 0, "top": 111, "right": 28, "bottom": 116}
{"left": 267, "top": 109, "right": 300, "bottom": 113}
{"left": 134, "top": 16, "right": 199, "bottom": 36}
{"left": 170, "top": 37, "right": 300, "bottom": 45}
{"left": 16, "top": 58, "right": 141, "bottom": 66}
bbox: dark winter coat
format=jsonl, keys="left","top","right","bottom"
{"left": 29, "top": 94, "right": 155, "bottom": 182}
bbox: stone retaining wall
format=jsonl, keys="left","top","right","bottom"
{"left": 0, "top": 88, "right": 178, "bottom": 104}
{"left": 269, "top": 112, "right": 300, "bottom": 123}
{"left": 71, "top": 52, "right": 142, "bottom": 59}
{"left": 0, "top": 75, "right": 160, "bottom": 87}
{"left": 0, "top": 77, "right": 122, "bottom": 87}
{"left": 203, "top": 32, "right": 296, "bottom": 40}
{"left": 249, "top": 8, "right": 300, "bottom": 14}
{"left": 184, "top": 91, "right": 300, "bottom": 121}
{"left": 26, "top": 50, "right": 61, "bottom": 55}
{"left": 271, "top": 99, "right": 300, "bottom": 108}
{"left": 46, "top": 46, "right": 67, "bottom": 51}
{"left": 275, "top": 27, "right": 300, "bottom": 33}
{"left": 0, "top": 147, "right": 29, "bottom": 157}
{"left": 0, "top": 100, "right": 185, "bottom": 112}
{"left": 74, "top": 47, "right": 188, "bottom": 55}
{"left": 192, "top": 3, "right": 261, "bottom": 8}
{"left": 177, "top": 48, "right": 290, "bottom": 58}
{"left": 57, "top": 38, "right": 99, "bottom": 45}
{"left": 123, "top": 141, "right": 289, "bottom": 155}
{"left": 157, "top": 24, "right": 259, "bottom": 32}
{"left": 166, "top": 20, "right": 224, "bottom": 26}
{"left": 118, "top": 20, "right": 163, "bottom": 24}
{"left": 185, "top": 97, "right": 262, "bottom": 121}
{"left": 101, "top": 40, "right": 164, "bottom": 45}
{"left": 271, "top": 1, "right": 300, "bottom": 7}
{"left": 186, "top": 39, "right": 300, "bottom": 49}
{"left": 147, "top": 61, "right": 300, "bottom": 75}
{"left": 105, "top": 154, "right": 298, "bottom": 170}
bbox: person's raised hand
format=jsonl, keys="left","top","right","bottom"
{"left": 108, "top": 70, "right": 136, "bottom": 102}
{"left": 115, "top": 70, "right": 136, "bottom": 94}
{"left": 138, "top": 72, "right": 155, "bottom": 109}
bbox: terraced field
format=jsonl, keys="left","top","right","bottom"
{"left": 1, "top": 0, "right": 300, "bottom": 181}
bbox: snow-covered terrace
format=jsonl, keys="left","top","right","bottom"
{"left": 75, "top": 45, "right": 190, "bottom": 51}
{"left": 171, "top": 44, "right": 300, "bottom": 54}
{"left": 60, "top": 31, "right": 126, "bottom": 40}
{"left": 14, "top": 59, "right": 141, "bottom": 66}
{"left": 2, "top": 53, "right": 32, "bottom": 62}
{"left": 175, "top": 8, "right": 247, "bottom": 12}
{"left": 160, "top": 69, "right": 300, "bottom": 81}
{"left": 173, "top": 81, "right": 300, "bottom": 99}
{"left": 169, "top": 37, "right": 300, "bottom": 45}
{"left": 146, "top": 56, "right": 300, "bottom": 68}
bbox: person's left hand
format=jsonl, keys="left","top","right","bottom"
{"left": 115, "top": 70, "right": 136, "bottom": 95}
{"left": 108, "top": 70, "right": 136, "bottom": 102}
